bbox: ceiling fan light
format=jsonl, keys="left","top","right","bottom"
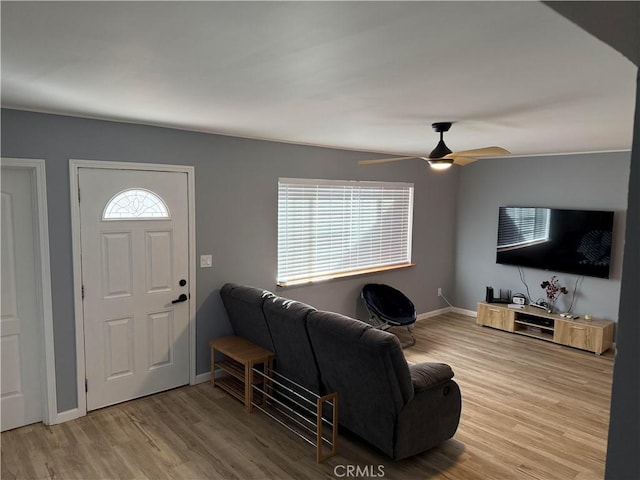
{"left": 428, "top": 158, "right": 454, "bottom": 170}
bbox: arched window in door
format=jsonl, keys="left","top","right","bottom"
{"left": 103, "top": 188, "right": 170, "bottom": 220}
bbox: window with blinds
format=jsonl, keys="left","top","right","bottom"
{"left": 277, "top": 178, "right": 414, "bottom": 286}
{"left": 497, "top": 207, "right": 551, "bottom": 251}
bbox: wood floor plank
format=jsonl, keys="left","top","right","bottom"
{"left": 1, "top": 313, "right": 614, "bottom": 479}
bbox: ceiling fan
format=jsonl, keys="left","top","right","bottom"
{"left": 358, "top": 122, "right": 510, "bottom": 170}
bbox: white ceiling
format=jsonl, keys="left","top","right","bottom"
{"left": 1, "top": 2, "right": 637, "bottom": 159}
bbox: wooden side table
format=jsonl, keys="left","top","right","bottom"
{"left": 209, "top": 336, "right": 275, "bottom": 413}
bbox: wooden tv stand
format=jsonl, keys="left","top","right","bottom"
{"left": 476, "top": 302, "right": 614, "bottom": 355}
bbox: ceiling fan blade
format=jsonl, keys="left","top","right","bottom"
{"left": 452, "top": 156, "right": 478, "bottom": 166}
{"left": 358, "top": 156, "right": 417, "bottom": 166}
{"left": 448, "top": 146, "right": 510, "bottom": 158}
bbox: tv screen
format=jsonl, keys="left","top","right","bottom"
{"left": 496, "top": 207, "right": 614, "bottom": 279}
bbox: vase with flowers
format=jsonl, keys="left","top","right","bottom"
{"left": 540, "top": 276, "right": 568, "bottom": 313}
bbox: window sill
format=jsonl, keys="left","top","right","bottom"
{"left": 277, "top": 263, "right": 416, "bottom": 288}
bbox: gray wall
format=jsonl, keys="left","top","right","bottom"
{"left": 1, "top": 108, "right": 459, "bottom": 413}
{"left": 454, "top": 151, "right": 630, "bottom": 321}
{"left": 605, "top": 70, "right": 639, "bottom": 480}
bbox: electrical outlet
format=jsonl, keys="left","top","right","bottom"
{"left": 438, "top": 287, "right": 443, "bottom": 297}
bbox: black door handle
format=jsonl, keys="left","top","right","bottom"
{"left": 171, "top": 293, "right": 188, "bottom": 304}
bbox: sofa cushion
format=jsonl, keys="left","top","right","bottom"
{"left": 219, "top": 283, "right": 274, "bottom": 351}
{"left": 263, "top": 296, "right": 320, "bottom": 393}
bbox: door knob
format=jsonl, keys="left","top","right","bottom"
{"left": 171, "top": 293, "right": 188, "bottom": 304}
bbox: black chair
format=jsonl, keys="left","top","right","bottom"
{"left": 361, "top": 283, "right": 417, "bottom": 348}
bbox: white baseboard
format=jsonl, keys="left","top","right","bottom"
{"left": 195, "top": 371, "right": 212, "bottom": 384}
{"left": 417, "top": 307, "right": 451, "bottom": 320}
{"left": 417, "top": 306, "right": 477, "bottom": 321}
{"left": 451, "top": 306, "right": 477, "bottom": 317}
{"left": 195, "top": 369, "right": 229, "bottom": 384}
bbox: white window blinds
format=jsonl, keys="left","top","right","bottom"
{"left": 277, "top": 178, "right": 414, "bottom": 285}
{"left": 497, "top": 207, "right": 551, "bottom": 250}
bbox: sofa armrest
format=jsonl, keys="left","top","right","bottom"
{"left": 409, "top": 363, "right": 454, "bottom": 392}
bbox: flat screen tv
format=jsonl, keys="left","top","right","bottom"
{"left": 496, "top": 206, "right": 614, "bottom": 279}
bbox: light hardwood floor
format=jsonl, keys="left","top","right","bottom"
{"left": 1, "top": 313, "right": 614, "bottom": 480}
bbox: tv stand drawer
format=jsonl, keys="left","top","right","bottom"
{"left": 477, "top": 303, "right": 515, "bottom": 332}
{"left": 554, "top": 319, "right": 613, "bottom": 354}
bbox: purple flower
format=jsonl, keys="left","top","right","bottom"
{"left": 541, "top": 275, "right": 568, "bottom": 303}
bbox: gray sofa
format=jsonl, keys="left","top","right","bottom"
{"left": 219, "top": 283, "right": 461, "bottom": 460}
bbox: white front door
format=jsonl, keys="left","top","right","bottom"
{"left": 1, "top": 166, "right": 43, "bottom": 431}
{"left": 79, "top": 168, "right": 190, "bottom": 410}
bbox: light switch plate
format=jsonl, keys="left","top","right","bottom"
{"left": 200, "top": 254, "right": 212, "bottom": 268}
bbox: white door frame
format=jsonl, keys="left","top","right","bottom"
{"left": 1, "top": 158, "right": 56, "bottom": 425}
{"left": 69, "top": 160, "right": 196, "bottom": 419}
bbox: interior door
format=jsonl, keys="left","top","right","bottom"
{"left": 1, "top": 166, "right": 43, "bottom": 431}
{"left": 79, "top": 168, "right": 190, "bottom": 410}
